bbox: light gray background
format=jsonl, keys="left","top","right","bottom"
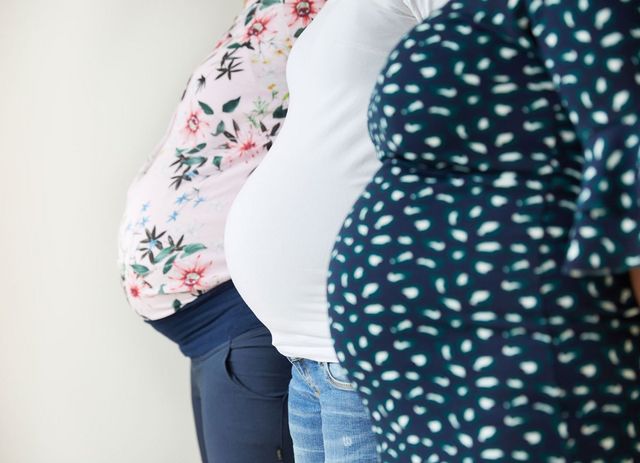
{"left": 0, "top": 0, "right": 243, "bottom": 461}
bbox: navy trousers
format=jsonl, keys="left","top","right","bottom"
{"left": 147, "top": 282, "right": 293, "bottom": 463}
{"left": 191, "top": 326, "right": 293, "bottom": 463}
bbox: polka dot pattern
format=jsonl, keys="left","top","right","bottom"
{"left": 328, "top": 0, "right": 640, "bottom": 461}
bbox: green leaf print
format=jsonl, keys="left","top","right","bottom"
{"left": 222, "top": 97, "right": 241, "bottom": 113}
{"left": 183, "top": 156, "right": 207, "bottom": 166}
{"left": 261, "top": 0, "right": 283, "bottom": 7}
{"left": 213, "top": 121, "right": 225, "bottom": 136}
{"left": 198, "top": 101, "right": 214, "bottom": 115}
{"left": 173, "top": 299, "right": 183, "bottom": 311}
{"left": 181, "top": 244, "right": 207, "bottom": 257}
{"left": 152, "top": 246, "right": 175, "bottom": 264}
{"left": 244, "top": 4, "right": 258, "bottom": 24}
{"left": 163, "top": 255, "right": 177, "bottom": 275}
{"left": 273, "top": 105, "right": 288, "bottom": 119}
{"left": 294, "top": 28, "right": 305, "bottom": 39}
{"left": 131, "top": 264, "right": 150, "bottom": 276}
{"left": 212, "top": 156, "right": 223, "bottom": 169}
{"left": 188, "top": 143, "right": 207, "bottom": 154}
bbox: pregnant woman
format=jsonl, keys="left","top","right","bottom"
{"left": 117, "top": 1, "right": 324, "bottom": 461}
{"left": 225, "top": 0, "right": 447, "bottom": 460}
{"left": 328, "top": 0, "right": 640, "bottom": 461}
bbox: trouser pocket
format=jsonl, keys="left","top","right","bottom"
{"left": 323, "top": 362, "right": 357, "bottom": 391}
{"left": 222, "top": 332, "right": 292, "bottom": 399}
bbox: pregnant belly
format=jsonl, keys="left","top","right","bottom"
{"left": 326, "top": 163, "right": 569, "bottom": 336}
{"left": 224, "top": 164, "right": 348, "bottom": 361}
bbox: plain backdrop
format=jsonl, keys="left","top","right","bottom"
{"left": 0, "top": 0, "right": 243, "bottom": 461}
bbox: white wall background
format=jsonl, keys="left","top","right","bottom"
{"left": 0, "top": 0, "right": 243, "bottom": 461}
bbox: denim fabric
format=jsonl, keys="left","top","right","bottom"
{"left": 191, "top": 326, "right": 294, "bottom": 463}
{"left": 288, "top": 359, "right": 379, "bottom": 463}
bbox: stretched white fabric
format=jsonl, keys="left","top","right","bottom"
{"left": 225, "top": 0, "right": 448, "bottom": 362}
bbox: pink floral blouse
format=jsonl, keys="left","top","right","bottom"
{"left": 118, "top": 0, "right": 326, "bottom": 320}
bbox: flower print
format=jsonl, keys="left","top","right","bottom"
{"left": 243, "top": 14, "right": 274, "bottom": 45}
{"left": 170, "top": 256, "right": 212, "bottom": 292}
{"left": 129, "top": 283, "right": 141, "bottom": 298}
{"left": 181, "top": 107, "right": 211, "bottom": 144}
{"left": 196, "top": 75, "right": 207, "bottom": 92}
{"left": 120, "top": 0, "right": 327, "bottom": 318}
{"left": 167, "top": 211, "right": 179, "bottom": 222}
{"left": 136, "top": 216, "right": 150, "bottom": 228}
{"left": 286, "top": 0, "right": 320, "bottom": 28}
{"left": 138, "top": 226, "right": 167, "bottom": 263}
{"left": 237, "top": 137, "right": 259, "bottom": 157}
{"left": 169, "top": 146, "right": 208, "bottom": 190}
{"left": 216, "top": 46, "right": 246, "bottom": 80}
{"left": 226, "top": 129, "right": 267, "bottom": 163}
{"left": 175, "top": 193, "right": 190, "bottom": 205}
{"left": 185, "top": 111, "right": 204, "bottom": 135}
{"left": 252, "top": 96, "right": 270, "bottom": 119}
{"left": 123, "top": 268, "right": 151, "bottom": 300}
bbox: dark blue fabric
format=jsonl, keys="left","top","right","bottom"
{"left": 326, "top": 0, "right": 640, "bottom": 461}
{"left": 146, "top": 280, "right": 263, "bottom": 358}
{"left": 191, "top": 326, "right": 294, "bottom": 463}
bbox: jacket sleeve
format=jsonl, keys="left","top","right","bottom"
{"left": 526, "top": 0, "right": 640, "bottom": 277}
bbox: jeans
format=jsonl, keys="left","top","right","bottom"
{"left": 191, "top": 326, "right": 294, "bottom": 463}
{"left": 288, "top": 358, "right": 380, "bottom": 463}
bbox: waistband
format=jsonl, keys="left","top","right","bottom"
{"left": 146, "top": 280, "right": 263, "bottom": 358}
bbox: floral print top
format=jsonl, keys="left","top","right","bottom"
{"left": 118, "top": 0, "right": 326, "bottom": 320}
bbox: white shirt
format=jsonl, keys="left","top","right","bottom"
{"left": 225, "top": 0, "right": 448, "bottom": 361}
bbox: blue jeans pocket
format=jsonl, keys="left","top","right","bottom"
{"left": 323, "top": 362, "right": 356, "bottom": 392}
